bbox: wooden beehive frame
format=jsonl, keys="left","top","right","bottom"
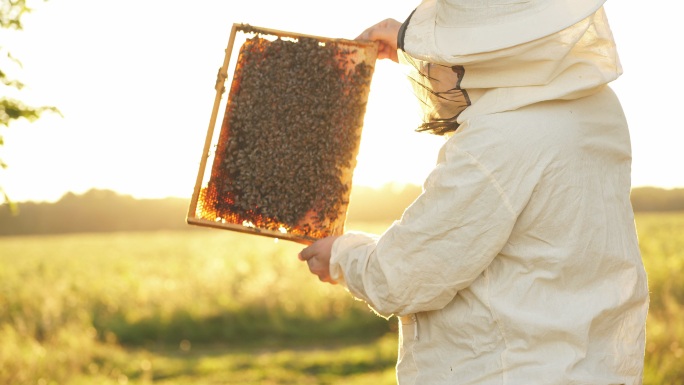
{"left": 186, "top": 24, "right": 377, "bottom": 244}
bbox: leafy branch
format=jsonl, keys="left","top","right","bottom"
{"left": 1, "top": 0, "right": 58, "bottom": 209}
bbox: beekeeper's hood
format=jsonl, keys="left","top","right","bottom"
{"left": 399, "top": 0, "right": 622, "bottom": 134}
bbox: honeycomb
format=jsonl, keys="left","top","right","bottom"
{"left": 188, "top": 25, "right": 378, "bottom": 244}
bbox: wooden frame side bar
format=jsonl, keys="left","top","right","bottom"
{"left": 187, "top": 23, "right": 239, "bottom": 222}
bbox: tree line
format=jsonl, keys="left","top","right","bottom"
{"left": 0, "top": 185, "right": 682, "bottom": 236}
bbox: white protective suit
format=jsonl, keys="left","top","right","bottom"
{"left": 329, "top": 2, "right": 649, "bottom": 385}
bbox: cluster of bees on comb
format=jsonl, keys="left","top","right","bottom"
{"left": 203, "top": 28, "right": 375, "bottom": 241}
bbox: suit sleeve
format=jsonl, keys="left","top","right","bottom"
{"left": 330, "top": 139, "right": 518, "bottom": 318}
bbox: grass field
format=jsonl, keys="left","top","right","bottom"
{"left": 1, "top": 215, "right": 682, "bottom": 385}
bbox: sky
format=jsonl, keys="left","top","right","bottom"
{"left": 1, "top": 0, "right": 682, "bottom": 203}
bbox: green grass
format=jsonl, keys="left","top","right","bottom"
{"left": 0, "top": 215, "right": 682, "bottom": 385}
{"left": 59, "top": 335, "right": 397, "bottom": 385}
{"left": 636, "top": 213, "right": 684, "bottom": 384}
{"left": 0, "top": 222, "right": 395, "bottom": 385}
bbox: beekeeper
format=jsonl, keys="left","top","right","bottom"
{"left": 298, "top": 0, "right": 649, "bottom": 384}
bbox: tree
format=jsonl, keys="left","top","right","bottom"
{"left": 0, "top": 0, "right": 58, "bottom": 208}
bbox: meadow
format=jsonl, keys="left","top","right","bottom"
{"left": 0, "top": 214, "right": 682, "bottom": 385}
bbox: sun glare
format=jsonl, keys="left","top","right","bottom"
{"left": 0, "top": 0, "right": 681, "bottom": 204}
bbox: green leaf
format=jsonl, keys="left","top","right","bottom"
{"left": 0, "top": 187, "right": 19, "bottom": 215}
{"left": 0, "top": 0, "right": 31, "bottom": 31}
{"left": 0, "top": 98, "right": 60, "bottom": 127}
